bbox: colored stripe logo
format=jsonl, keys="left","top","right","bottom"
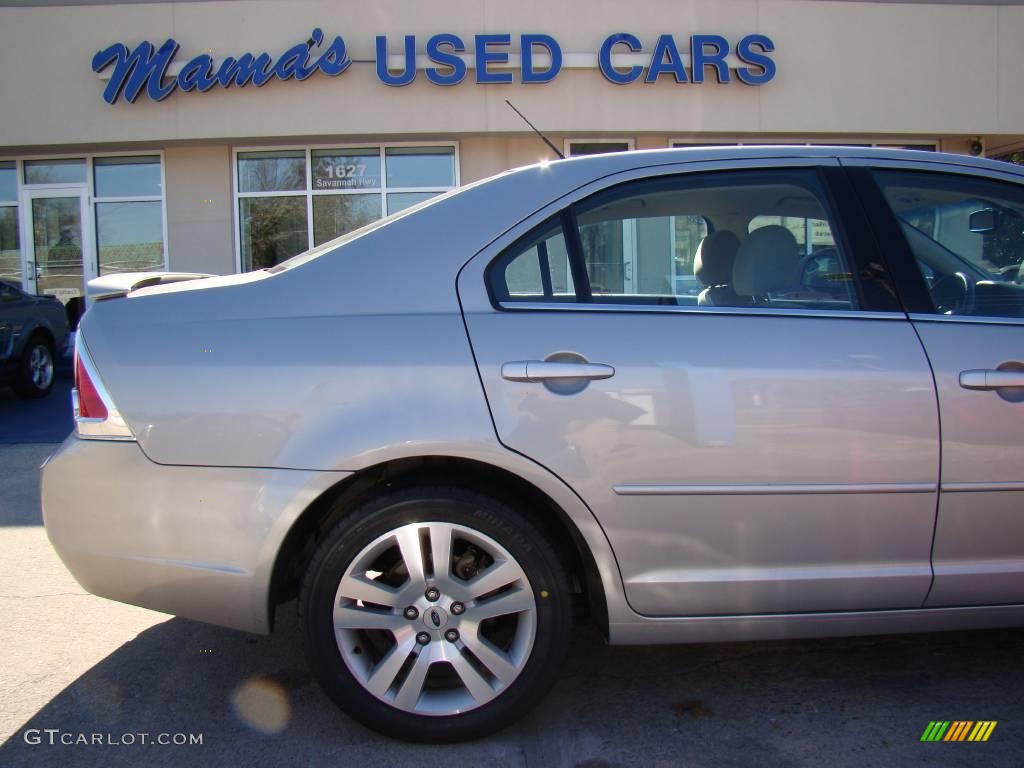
{"left": 921, "top": 721, "right": 997, "bottom": 742}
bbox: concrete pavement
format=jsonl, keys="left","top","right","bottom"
{"left": 0, "top": 385, "right": 1022, "bottom": 767}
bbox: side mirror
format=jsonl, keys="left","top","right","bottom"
{"left": 969, "top": 208, "right": 997, "bottom": 234}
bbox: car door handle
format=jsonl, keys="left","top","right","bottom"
{"left": 959, "top": 369, "right": 1024, "bottom": 390}
{"left": 501, "top": 361, "right": 616, "bottom": 383}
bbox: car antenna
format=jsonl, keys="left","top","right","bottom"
{"left": 505, "top": 99, "right": 565, "bottom": 159}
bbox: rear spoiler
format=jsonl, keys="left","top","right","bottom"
{"left": 87, "top": 272, "right": 215, "bottom": 301}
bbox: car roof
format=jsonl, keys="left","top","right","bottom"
{"left": 534, "top": 144, "right": 1024, "bottom": 180}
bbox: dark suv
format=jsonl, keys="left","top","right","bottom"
{"left": 0, "top": 280, "right": 69, "bottom": 398}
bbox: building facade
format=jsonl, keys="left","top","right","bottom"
{"left": 1, "top": 0, "right": 1023, "bottom": 309}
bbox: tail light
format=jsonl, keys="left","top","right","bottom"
{"left": 72, "top": 337, "right": 134, "bottom": 441}
{"left": 74, "top": 352, "right": 107, "bottom": 420}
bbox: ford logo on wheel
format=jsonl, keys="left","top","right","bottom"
{"left": 430, "top": 610, "right": 441, "bottom": 627}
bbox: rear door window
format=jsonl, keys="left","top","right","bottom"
{"left": 572, "top": 169, "right": 859, "bottom": 309}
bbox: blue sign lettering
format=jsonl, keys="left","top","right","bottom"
{"left": 92, "top": 39, "right": 179, "bottom": 103}
{"left": 475, "top": 34, "right": 513, "bottom": 84}
{"left": 425, "top": 34, "right": 468, "bottom": 86}
{"left": 599, "top": 33, "right": 644, "bottom": 84}
{"left": 521, "top": 34, "right": 562, "bottom": 84}
{"left": 92, "top": 28, "right": 351, "bottom": 104}
{"left": 645, "top": 35, "right": 688, "bottom": 84}
{"left": 691, "top": 34, "right": 730, "bottom": 84}
{"left": 601, "top": 32, "right": 775, "bottom": 86}
{"left": 93, "top": 30, "right": 776, "bottom": 104}
{"left": 377, "top": 35, "right": 417, "bottom": 86}
{"left": 736, "top": 34, "right": 776, "bottom": 85}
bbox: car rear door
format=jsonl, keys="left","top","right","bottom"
{"left": 849, "top": 160, "right": 1024, "bottom": 607}
{"left": 459, "top": 159, "right": 940, "bottom": 617}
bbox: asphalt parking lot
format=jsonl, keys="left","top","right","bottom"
{"left": 1, "top": 382, "right": 1022, "bottom": 768}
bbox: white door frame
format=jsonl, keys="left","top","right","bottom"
{"left": 20, "top": 186, "right": 95, "bottom": 300}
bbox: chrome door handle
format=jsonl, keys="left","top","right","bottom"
{"left": 959, "top": 369, "right": 1024, "bottom": 390}
{"left": 502, "top": 360, "right": 615, "bottom": 382}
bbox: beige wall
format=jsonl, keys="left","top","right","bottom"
{"left": 164, "top": 145, "right": 234, "bottom": 274}
{"left": 0, "top": 0, "right": 1022, "bottom": 149}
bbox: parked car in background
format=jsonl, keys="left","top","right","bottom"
{"left": 42, "top": 147, "right": 1024, "bottom": 742}
{"left": 0, "top": 280, "right": 68, "bottom": 398}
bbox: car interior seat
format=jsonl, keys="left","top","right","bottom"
{"left": 732, "top": 225, "right": 806, "bottom": 304}
{"left": 693, "top": 230, "right": 744, "bottom": 306}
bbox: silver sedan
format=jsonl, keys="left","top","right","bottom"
{"left": 42, "top": 147, "right": 1024, "bottom": 742}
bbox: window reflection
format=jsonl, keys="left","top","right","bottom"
{"left": 94, "top": 156, "right": 162, "bottom": 197}
{"left": 385, "top": 147, "right": 455, "bottom": 188}
{"left": 24, "top": 159, "right": 87, "bottom": 185}
{"left": 240, "top": 196, "right": 308, "bottom": 270}
{"left": 312, "top": 194, "right": 382, "bottom": 245}
{"left": 96, "top": 201, "right": 164, "bottom": 275}
{"left": 238, "top": 150, "right": 306, "bottom": 193}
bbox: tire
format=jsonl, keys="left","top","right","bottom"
{"left": 13, "top": 335, "right": 55, "bottom": 399}
{"left": 301, "top": 486, "right": 573, "bottom": 742}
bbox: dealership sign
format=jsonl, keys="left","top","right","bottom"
{"left": 92, "top": 27, "right": 776, "bottom": 105}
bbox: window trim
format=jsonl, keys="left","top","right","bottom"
{"left": 493, "top": 302, "right": 905, "bottom": 321}
{"left": 487, "top": 165, "right": 889, "bottom": 315}
{"left": 232, "top": 141, "right": 460, "bottom": 272}
{"left": 0, "top": 151, "right": 168, "bottom": 290}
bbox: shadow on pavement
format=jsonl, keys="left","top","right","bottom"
{"left": 1, "top": 605, "right": 1021, "bottom": 768}
{"left": 0, "top": 378, "right": 73, "bottom": 444}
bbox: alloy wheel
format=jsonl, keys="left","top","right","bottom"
{"left": 29, "top": 344, "right": 54, "bottom": 391}
{"left": 332, "top": 521, "right": 537, "bottom": 716}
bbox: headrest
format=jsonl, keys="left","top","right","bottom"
{"left": 693, "top": 231, "right": 741, "bottom": 287}
{"left": 733, "top": 225, "right": 802, "bottom": 296}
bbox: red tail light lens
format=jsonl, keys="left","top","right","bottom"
{"left": 75, "top": 351, "right": 108, "bottom": 420}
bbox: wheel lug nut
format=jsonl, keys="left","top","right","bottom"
{"left": 404, "top": 606, "right": 419, "bottom": 620}
{"left": 416, "top": 632, "right": 431, "bottom": 645}
{"left": 450, "top": 601, "right": 465, "bottom": 615}
{"left": 444, "top": 629, "right": 459, "bottom": 643}
{"left": 425, "top": 587, "right": 441, "bottom": 602}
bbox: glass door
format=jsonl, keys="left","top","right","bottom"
{"left": 22, "top": 187, "right": 94, "bottom": 307}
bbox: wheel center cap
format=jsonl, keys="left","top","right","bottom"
{"left": 423, "top": 606, "right": 448, "bottom": 630}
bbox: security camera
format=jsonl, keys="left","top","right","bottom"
{"left": 969, "top": 139, "right": 984, "bottom": 156}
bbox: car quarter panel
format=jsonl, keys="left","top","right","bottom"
{"left": 41, "top": 437, "right": 350, "bottom": 633}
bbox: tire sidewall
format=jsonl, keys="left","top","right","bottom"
{"left": 15, "top": 338, "right": 54, "bottom": 398}
{"left": 302, "top": 490, "right": 571, "bottom": 742}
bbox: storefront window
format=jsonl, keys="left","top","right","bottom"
{"left": 236, "top": 144, "right": 458, "bottom": 270}
{"left": 386, "top": 192, "right": 437, "bottom": 214}
{"left": 0, "top": 161, "right": 15, "bottom": 201}
{"left": 24, "top": 158, "right": 86, "bottom": 185}
{"left": 240, "top": 196, "right": 308, "bottom": 271}
{"left": 312, "top": 194, "right": 381, "bottom": 248}
{"left": 312, "top": 148, "right": 381, "bottom": 190}
{"left": 238, "top": 150, "right": 306, "bottom": 193}
{"left": 93, "top": 155, "right": 165, "bottom": 275}
{"left": 0, "top": 161, "right": 18, "bottom": 286}
{"left": 94, "top": 155, "right": 162, "bottom": 197}
{"left": 385, "top": 146, "right": 456, "bottom": 188}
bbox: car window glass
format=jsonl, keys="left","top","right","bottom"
{"left": 573, "top": 170, "right": 858, "bottom": 309}
{"left": 874, "top": 170, "right": 1024, "bottom": 317}
{"left": 490, "top": 219, "right": 575, "bottom": 302}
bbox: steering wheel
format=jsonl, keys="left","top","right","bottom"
{"left": 930, "top": 271, "right": 976, "bottom": 315}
